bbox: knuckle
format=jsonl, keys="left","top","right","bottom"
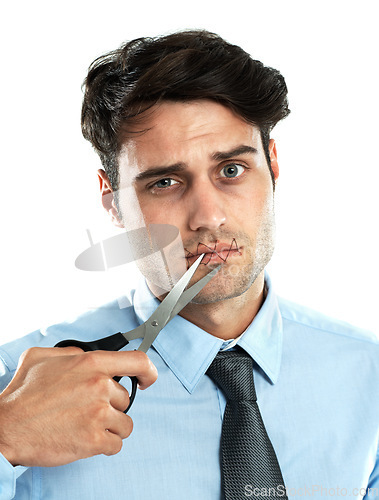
{"left": 85, "top": 374, "right": 109, "bottom": 393}
{"left": 104, "top": 437, "right": 123, "bottom": 456}
{"left": 99, "top": 374, "right": 113, "bottom": 390}
{"left": 121, "top": 415, "right": 133, "bottom": 439}
{"left": 132, "top": 349, "right": 149, "bottom": 364}
{"left": 20, "top": 347, "right": 41, "bottom": 363}
{"left": 119, "top": 387, "right": 130, "bottom": 410}
{"left": 149, "top": 360, "right": 158, "bottom": 381}
{"left": 58, "top": 346, "right": 83, "bottom": 355}
{"left": 82, "top": 351, "right": 101, "bottom": 370}
{"left": 90, "top": 429, "right": 108, "bottom": 454}
{"left": 91, "top": 402, "right": 111, "bottom": 423}
{"left": 132, "top": 350, "right": 156, "bottom": 375}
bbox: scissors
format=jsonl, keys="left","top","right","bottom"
{"left": 55, "top": 254, "right": 219, "bottom": 413}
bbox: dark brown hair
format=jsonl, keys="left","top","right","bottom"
{"left": 81, "top": 30, "right": 290, "bottom": 190}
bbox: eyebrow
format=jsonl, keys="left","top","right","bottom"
{"left": 134, "top": 164, "right": 186, "bottom": 182}
{"left": 134, "top": 144, "right": 258, "bottom": 182}
{"left": 211, "top": 145, "right": 258, "bottom": 161}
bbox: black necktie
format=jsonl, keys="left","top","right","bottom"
{"left": 206, "top": 350, "right": 287, "bottom": 499}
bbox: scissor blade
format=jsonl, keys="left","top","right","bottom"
{"left": 168, "top": 265, "right": 220, "bottom": 320}
{"left": 120, "top": 322, "right": 147, "bottom": 342}
{"left": 137, "top": 254, "right": 205, "bottom": 352}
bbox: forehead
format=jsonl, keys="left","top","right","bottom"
{"left": 118, "top": 100, "right": 262, "bottom": 169}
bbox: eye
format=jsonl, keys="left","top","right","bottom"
{"left": 153, "top": 178, "right": 179, "bottom": 189}
{"left": 220, "top": 163, "right": 245, "bottom": 178}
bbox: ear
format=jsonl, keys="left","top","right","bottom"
{"left": 268, "top": 139, "right": 279, "bottom": 182}
{"left": 97, "top": 169, "right": 124, "bottom": 228}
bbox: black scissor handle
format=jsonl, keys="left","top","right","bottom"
{"left": 55, "top": 332, "right": 138, "bottom": 414}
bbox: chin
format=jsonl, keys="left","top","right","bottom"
{"left": 190, "top": 264, "right": 262, "bottom": 305}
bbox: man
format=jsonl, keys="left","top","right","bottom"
{"left": 0, "top": 30, "right": 378, "bottom": 499}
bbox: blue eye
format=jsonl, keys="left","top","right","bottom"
{"left": 154, "top": 178, "right": 179, "bottom": 188}
{"left": 220, "top": 164, "right": 245, "bottom": 178}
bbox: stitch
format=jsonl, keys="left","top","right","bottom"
{"left": 184, "top": 238, "right": 241, "bottom": 266}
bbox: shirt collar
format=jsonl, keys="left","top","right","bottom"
{"left": 133, "top": 271, "right": 283, "bottom": 393}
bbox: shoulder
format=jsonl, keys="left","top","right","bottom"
{"left": 277, "top": 295, "right": 378, "bottom": 346}
{"left": 277, "top": 296, "right": 379, "bottom": 393}
{"left": 0, "top": 292, "right": 138, "bottom": 373}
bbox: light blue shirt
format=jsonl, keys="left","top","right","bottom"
{"left": 0, "top": 274, "right": 378, "bottom": 499}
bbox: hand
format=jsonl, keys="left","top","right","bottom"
{"left": 0, "top": 346, "right": 158, "bottom": 467}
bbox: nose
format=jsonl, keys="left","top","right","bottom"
{"left": 186, "top": 180, "right": 227, "bottom": 232}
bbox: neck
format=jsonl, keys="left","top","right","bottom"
{"left": 149, "top": 271, "right": 266, "bottom": 340}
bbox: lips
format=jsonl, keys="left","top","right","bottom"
{"left": 185, "top": 239, "right": 241, "bottom": 265}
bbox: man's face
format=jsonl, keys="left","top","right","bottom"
{"left": 112, "top": 99, "right": 278, "bottom": 303}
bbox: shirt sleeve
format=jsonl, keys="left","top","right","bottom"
{"left": 364, "top": 445, "right": 379, "bottom": 499}
{"left": 0, "top": 352, "right": 29, "bottom": 499}
{"left": 0, "top": 352, "right": 14, "bottom": 393}
{"left": 0, "top": 453, "right": 28, "bottom": 500}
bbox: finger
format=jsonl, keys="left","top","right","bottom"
{"left": 52, "top": 346, "right": 86, "bottom": 356}
{"left": 18, "top": 346, "right": 84, "bottom": 367}
{"left": 102, "top": 431, "right": 124, "bottom": 457}
{"left": 90, "top": 350, "right": 158, "bottom": 390}
{"left": 105, "top": 408, "right": 133, "bottom": 440}
{"left": 109, "top": 379, "right": 130, "bottom": 412}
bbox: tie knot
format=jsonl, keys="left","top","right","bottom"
{"left": 206, "top": 350, "right": 257, "bottom": 402}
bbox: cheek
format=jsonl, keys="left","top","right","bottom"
{"left": 117, "top": 190, "right": 188, "bottom": 291}
{"left": 135, "top": 194, "right": 187, "bottom": 228}
{"left": 117, "top": 186, "right": 146, "bottom": 230}
{"left": 237, "top": 182, "right": 273, "bottom": 221}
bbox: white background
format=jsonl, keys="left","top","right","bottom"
{"left": 1, "top": 0, "right": 378, "bottom": 344}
